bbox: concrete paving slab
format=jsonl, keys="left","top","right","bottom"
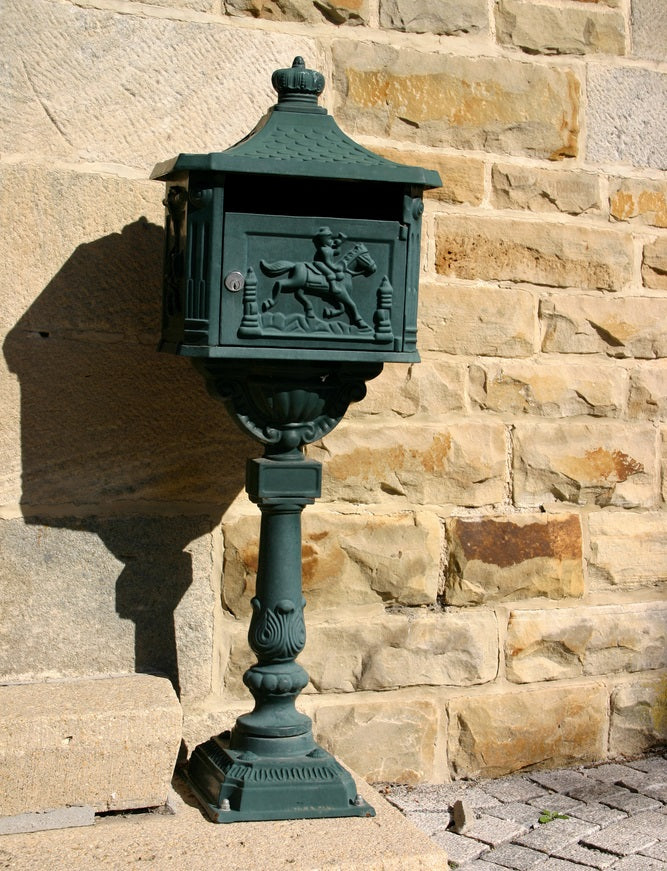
{"left": 552, "top": 840, "right": 617, "bottom": 868}
{"left": 476, "top": 841, "right": 544, "bottom": 870}
{"left": 581, "top": 809, "right": 664, "bottom": 856}
{"left": 0, "top": 806, "right": 94, "bottom": 835}
{"left": 0, "top": 773, "right": 447, "bottom": 871}
{"left": 515, "top": 817, "right": 600, "bottom": 854}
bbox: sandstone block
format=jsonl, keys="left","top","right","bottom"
{"left": 491, "top": 165, "right": 601, "bottom": 215}
{"left": 223, "top": 606, "right": 498, "bottom": 696}
{"left": 436, "top": 215, "right": 633, "bottom": 291}
{"left": 0, "top": 163, "right": 163, "bottom": 337}
{"left": 505, "top": 602, "right": 667, "bottom": 683}
{"left": 663, "top": 427, "right": 667, "bottom": 503}
{"left": 470, "top": 359, "right": 626, "bottom": 418}
{"left": 224, "top": 0, "right": 369, "bottom": 25}
{"left": 379, "top": 0, "right": 487, "bottom": 35}
{"left": 2, "top": 334, "right": 252, "bottom": 508}
{"left": 132, "top": 0, "right": 214, "bottom": 8}
{"left": 541, "top": 295, "right": 667, "bottom": 358}
{"left": 2, "top": 0, "right": 320, "bottom": 170}
{"left": 642, "top": 237, "right": 667, "bottom": 290}
{"left": 587, "top": 66, "right": 667, "bottom": 169}
{"left": 609, "top": 673, "right": 667, "bottom": 757}
{"left": 311, "top": 609, "right": 498, "bottom": 693}
{"left": 448, "top": 683, "right": 607, "bottom": 778}
{"left": 311, "top": 693, "right": 441, "bottom": 783}
{"left": 0, "top": 675, "right": 181, "bottom": 816}
{"left": 348, "top": 360, "right": 466, "bottom": 419}
{"left": 309, "top": 421, "right": 507, "bottom": 506}
{"left": 221, "top": 508, "right": 442, "bottom": 617}
{"left": 419, "top": 284, "right": 536, "bottom": 357}
{"left": 609, "top": 178, "right": 667, "bottom": 228}
{"left": 374, "top": 147, "right": 485, "bottom": 205}
{"left": 630, "top": 0, "right": 667, "bottom": 62}
{"left": 588, "top": 510, "right": 667, "bottom": 590}
{"left": 496, "top": 0, "right": 625, "bottom": 55}
{"left": 0, "top": 516, "right": 217, "bottom": 703}
{"left": 446, "top": 514, "right": 584, "bottom": 605}
{"left": 513, "top": 420, "right": 657, "bottom": 508}
{"left": 332, "top": 41, "right": 580, "bottom": 159}
{"left": 628, "top": 362, "right": 667, "bottom": 419}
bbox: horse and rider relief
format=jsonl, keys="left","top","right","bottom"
{"left": 241, "top": 226, "right": 394, "bottom": 343}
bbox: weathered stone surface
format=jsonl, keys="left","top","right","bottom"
{"left": 132, "top": 0, "right": 214, "bottom": 8}
{"left": 1, "top": 0, "right": 320, "bottom": 170}
{"left": 221, "top": 508, "right": 442, "bottom": 617}
{"left": 642, "top": 237, "right": 667, "bottom": 290}
{"left": 224, "top": 605, "right": 498, "bottom": 695}
{"left": 224, "top": 0, "right": 369, "bottom": 25}
{"left": 491, "top": 165, "right": 601, "bottom": 215}
{"left": 332, "top": 42, "right": 580, "bottom": 159}
{"left": 436, "top": 216, "right": 633, "bottom": 291}
{"left": 379, "top": 0, "right": 487, "bottom": 34}
{"left": 311, "top": 693, "right": 441, "bottom": 783}
{"left": 588, "top": 510, "right": 667, "bottom": 590}
{"left": 470, "top": 359, "right": 626, "bottom": 418}
{"left": 496, "top": 0, "right": 625, "bottom": 55}
{"left": 628, "top": 362, "right": 667, "bottom": 419}
{"left": 609, "top": 178, "right": 667, "bottom": 228}
{"left": 2, "top": 334, "right": 252, "bottom": 508}
{"left": 609, "top": 673, "right": 667, "bottom": 756}
{"left": 448, "top": 683, "right": 608, "bottom": 778}
{"left": 630, "top": 0, "right": 667, "bottom": 62}
{"left": 505, "top": 602, "right": 667, "bottom": 683}
{"left": 309, "top": 421, "right": 507, "bottom": 506}
{"left": 0, "top": 516, "right": 217, "bottom": 702}
{"left": 513, "top": 421, "right": 657, "bottom": 508}
{"left": 0, "top": 675, "right": 181, "bottom": 816}
{"left": 374, "top": 146, "right": 484, "bottom": 205}
{"left": 541, "top": 295, "right": 667, "bottom": 358}
{"left": 446, "top": 514, "right": 584, "bottom": 605}
{"left": 587, "top": 66, "right": 667, "bottom": 169}
{"left": 0, "top": 164, "right": 253, "bottom": 509}
{"left": 348, "top": 360, "right": 466, "bottom": 419}
{"left": 0, "top": 163, "right": 163, "bottom": 337}
{"left": 663, "top": 427, "right": 667, "bottom": 504}
{"left": 419, "top": 284, "right": 536, "bottom": 357}
{"left": 314, "top": 608, "right": 498, "bottom": 692}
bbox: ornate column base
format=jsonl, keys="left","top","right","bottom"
{"left": 188, "top": 732, "right": 374, "bottom": 822}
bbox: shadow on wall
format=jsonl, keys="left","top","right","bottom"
{"left": 3, "top": 219, "right": 253, "bottom": 697}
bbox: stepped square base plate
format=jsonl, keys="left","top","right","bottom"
{"left": 188, "top": 734, "right": 375, "bottom": 823}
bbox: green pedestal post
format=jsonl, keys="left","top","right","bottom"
{"left": 188, "top": 454, "right": 374, "bottom": 822}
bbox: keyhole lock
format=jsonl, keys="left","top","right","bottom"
{"left": 225, "top": 271, "right": 245, "bottom": 293}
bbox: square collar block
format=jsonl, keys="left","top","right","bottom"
{"left": 152, "top": 58, "right": 441, "bottom": 364}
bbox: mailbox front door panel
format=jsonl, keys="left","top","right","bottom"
{"left": 220, "top": 213, "right": 407, "bottom": 355}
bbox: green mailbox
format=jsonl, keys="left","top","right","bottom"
{"left": 152, "top": 58, "right": 440, "bottom": 824}
{"left": 152, "top": 56, "right": 439, "bottom": 364}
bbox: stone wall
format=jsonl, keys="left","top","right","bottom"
{"left": 2, "top": 0, "right": 666, "bottom": 784}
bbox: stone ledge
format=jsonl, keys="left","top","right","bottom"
{"left": 0, "top": 675, "right": 182, "bottom": 818}
{"left": 0, "top": 772, "right": 447, "bottom": 871}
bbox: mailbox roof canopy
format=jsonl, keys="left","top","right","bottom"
{"left": 152, "top": 57, "right": 441, "bottom": 190}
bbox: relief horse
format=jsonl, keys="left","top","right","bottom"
{"left": 259, "top": 242, "right": 377, "bottom": 330}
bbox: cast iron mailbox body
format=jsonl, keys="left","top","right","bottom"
{"left": 152, "top": 57, "right": 439, "bottom": 365}
{"left": 152, "top": 58, "right": 440, "bottom": 824}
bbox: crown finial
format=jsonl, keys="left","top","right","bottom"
{"left": 271, "top": 57, "right": 325, "bottom": 110}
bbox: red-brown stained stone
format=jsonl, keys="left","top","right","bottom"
{"left": 446, "top": 514, "right": 584, "bottom": 605}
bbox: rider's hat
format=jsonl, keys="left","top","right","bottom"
{"left": 314, "top": 227, "right": 333, "bottom": 244}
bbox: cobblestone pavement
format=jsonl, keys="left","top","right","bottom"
{"left": 381, "top": 752, "right": 667, "bottom": 870}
